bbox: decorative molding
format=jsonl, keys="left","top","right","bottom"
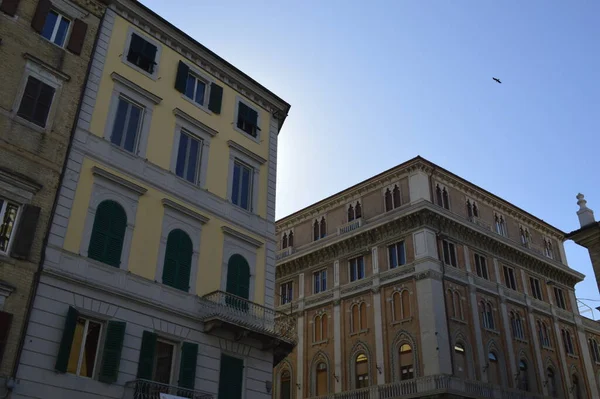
{"left": 173, "top": 108, "right": 218, "bottom": 137}
{"left": 73, "top": 293, "right": 119, "bottom": 318}
{"left": 110, "top": 72, "right": 162, "bottom": 104}
{"left": 227, "top": 140, "right": 267, "bottom": 165}
{"left": 162, "top": 198, "right": 209, "bottom": 224}
{"left": 218, "top": 338, "right": 252, "bottom": 356}
{"left": 22, "top": 53, "right": 71, "bottom": 81}
{"left": 92, "top": 166, "right": 147, "bottom": 195}
{"left": 221, "top": 226, "right": 263, "bottom": 248}
{"left": 0, "top": 167, "right": 42, "bottom": 194}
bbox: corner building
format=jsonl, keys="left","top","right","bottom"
{"left": 274, "top": 156, "right": 600, "bottom": 399}
{"left": 12, "top": 0, "right": 293, "bottom": 398}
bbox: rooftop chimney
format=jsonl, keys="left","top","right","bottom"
{"left": 577, "top": 193, "right": 596, "bottom": 227}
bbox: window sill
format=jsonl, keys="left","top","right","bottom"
{"left": 350, "top": 329, "right": 369, "bottom": 337}
{"left": 567, "top": 354, "right": 579, "bottom": 359}
{"left": 123, "top": 60, "right": 158, "bottom": 81}
{"left": 450, "top": 317, "right": 467, "bottom": 324}
{"left": 230, "top": 200, "right": 255, "bottom": 216}
{"left": 515, "top": 338, "right": 528, "bottom": 344}
{"left": 11, "top": 114, "right": 48, "bottom": 134}
{"left": 233, "top": 124, "right": 260, "bottom": 144}
{"left": 349, "top": 278, "right": 366, "bottom": 284}
{"left": 172, "top": 172, "right": 203, "bottom": 191}
{"left": 312, "top": 339, "right": 329, "bottom": 347}
{"left": 484, "top": 328, "right": 500, "bottom": 335}
{"left": 41, "top": 35, "right": 67, "bottom": 52}
{"left": 0, "top": 253, "right": 17, "bottom": 265}
{"left": 542, "top": 346, "right": 554, "bottom": 352}
{"left": 107, "top": 141, "right": 141, "bottom": 160}
{"left": 392, "top": 318, "right": 413, "bottom": 325}
{"left": 181, "top": 94, "right": 212, "bottom": 116}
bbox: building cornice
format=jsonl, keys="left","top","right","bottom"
{"left": 111, "top": 1, "right": 290, "bottom": 128}
{"left": 276, "top": 203, "right": 583, "bottom": 287}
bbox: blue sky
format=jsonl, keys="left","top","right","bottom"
{"left": 140, "top": 0, "right": 600, "bottom": 316}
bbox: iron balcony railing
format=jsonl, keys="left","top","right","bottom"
{"left": 199, "top": 291, "right": 296, "bottom": 344}
{"left": 123, "top": 379, "right": 213, "bottom": 399}
{"left": 308, "top": 374, "right": 547, "bottom": 399}
{"left": 338, "top": 218, "right": 363, "bottom": 235}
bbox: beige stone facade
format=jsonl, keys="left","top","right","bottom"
{"left": 0, "top": 0, "right": 106, "bottom": 388}
{"left": 273, "top": 156, "right": 600, "bottom": 399}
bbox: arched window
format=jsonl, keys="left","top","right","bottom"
{"left": 547, "top": 367, "right": 558, "bottom": 397}
{"left": 392, "top": 292, "right": 402, "bottom": 321}
{"left": 280, "top": 370, "right": 291, "bottom": 399}
{"left": 472, "top": 202, "right": 479, "bottom": 217}
{"left": 481, "top": 301, "right": 494, "bottom": 330}
{"left": 359, "top": 302, "right": 367, "bottom": 330}
{"left": 589, "top": 338, "right": 600, "bottom": 363}
{"left": 435, "top": 185, "right": 443, "bottom": 207}
{"left": 319, "top": 217, "right": 327, "bottom": 239}
{"left": 392, "top": 185, "right": 401, "bottom": 208}
{"left": 442, "top": 187, "right": 449, "bottom": 210}
{"left": 454, "top": 291, "right": 463, "bottom": 320}
{"left": 572, "top": 374, "right": 582, "bottom": 399}
{"left": 384, "top": 189, "right": 393, "bottom": 212}
{"left": 316, "top": 362, "right": 328, "bottom": 395}
{"left": 88, "top": 200, "right": 127, "bottom": 267}
{"left": 288, "top": 231, "right": 294, "bottom": 247}
{"left": 313, "top": 220, "right": 319, "bottom": 241}
{"left": 401, "top": 291, "right": 410, "bottom": 319}
{"left": 511, "top": 312, "right": 525, "bottom": 340}
{"left": 518, "top": 360, "right": 529, "bottom": 391}
{"left": 282, "top": 233, "right": 288, "bottom": 249}
{"left": 313, "top": 314, "right": 327, "bottom": 342}
{"left": 562, "top": 329, "right": 575, "bottom": 355}
{"left": 351, "top": 304, "right": 360, "bottom": 333}
{"left": 488, "top": 351, "right": 500, "bottom": 385}
{"left": 454, "top": 342, "right": 468, "bottom": 379}
{"left": 355, "top": 202, "right": 362, "bottom": 219}
{"left": 355, "top": 353, "right": 369, "bottom": 388}
{"left": 162, "top": 229, "right": 193, "bottom": 291}
{"left": 494, "top": 214, "right": 507, "bottom": 236}
{"left": 347, "top": 204, "right": 355, "bottom": 222}
{"left": 538, "top": 321, "right": 551, "bottom": 347}
{"left": 225, "top": 254, "right": 250, "bottom": 309}
{"left": 399, "top": 344, "right": 413, "bottom": 380}
{"left": 466, "top": 200, "right": 473, "bottom": 218}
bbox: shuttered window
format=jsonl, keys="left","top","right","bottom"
{"left": 17, "top": 76, "right": 55, "bottom": 127}
{"left": 231, "top": 161, "right": 253, "bottom": 211}
{"left": 127, "top": 33, "right": 158, "bottom": 74}
{"left": 98, "top": 321, "right": 126, "bottom": 383}
{"left": 162, "top": 229, "right": 193, "bottom": 291}
{"left": 225, "top": 254, "right": 250, "bottom": 310}
{"left": 41, "top": 9, "right": 71, "bottom": 47}
{"left": 110, "top": 97, "right": 143, "bottom": 153}
{"left": 178, "top": 342, "right": 198, "bottom": 389}
{"left": 30, "top": 0, "right": 87, "bottom": 54}
{"left": 218, "top": 354, "right": 244, "bottom": 399}
{"left": 236, "top": 102, "right": 259, "bottom": 137}
{"left": 88, "top": 200, "right": 127, "bottom": 267}
{"left": 136, "top": 331, "right": 157, "bottom": 380}
{"left": 0, "top": 311, "right": 13, "bottom": 364}
{"left": 0, "top": 0, "right": 20, "bottom": 16}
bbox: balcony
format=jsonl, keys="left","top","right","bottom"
{"left": 277, "top": 246, "right": 294, "bottom": 260}
{"left": 308, "top": 374, "right": 547, "bottom": 399}
{"left": 122, "top": 379, "right": 213, "bottom": 399}
{"left": 338, "top": 218, "right": 363, "bottom": 235}
{"left": 199, "top": 291, "right": 296, "bottom": 366}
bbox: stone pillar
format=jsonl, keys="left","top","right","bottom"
{"left": 575, "top": 322, "right": 599, "bottom": 397}
{"left": 463, "top": 246, "right": 472, "bottom": 273}
{"left": 409, "top": 169, "right": 431, "bottom": 204}
{"left": 527, "top": 309, "right": 548, "bottom": 396}
{"left": 333, "top": 298, "right": 342, "bottom": 392}
{"left": 552, "top": 317, "right": 573, "bottom": 399}
{"left": 499, "top": 296, "right": 517, "bottom": 387}
{"left": 298, "top": 273, "right": 305, "bottom": 299}
{"left": 296, "top": 314, "right": 304, "bottom": 398}
{"left": 334, "top": 260, "right": 340, "bottom": 288}
{"left": 371, "top": 246, "right": 385, "bottom": 384}
{"left": 469, "top": 281, "right": 487, "bottom": 382}
{"left": 568, "top": 290, "right": 579, "bottom": 315}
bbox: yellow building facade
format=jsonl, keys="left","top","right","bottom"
{"left": 13, "top": 1, "right": 293, "bottom": 398}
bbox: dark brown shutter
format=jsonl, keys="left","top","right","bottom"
{"left": 0, "top": 311, "right": 13, "bottom": 363}
{"left": 31, "top": 0, "right": 51, "bottom": 33}
{"left": 11, "top": 205, "right": 41, "bottom": 260}
{"left": 0, "top": 0, "right": 20, "bottom": 16}
{"left": 175, "top": 61, "right": 189, "bottom": 93}
{"left": 208, "top": 83, "right": 223, "bottom": 114}
{"left": 67, "top": 19, "right": 87, "bottom": 55}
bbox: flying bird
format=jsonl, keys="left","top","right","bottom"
{"left": 493, "top": 77, "right": 502, "bottom": 84}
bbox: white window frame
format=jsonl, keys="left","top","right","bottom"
{"left": 0, "top": 199, "right": 21, "bottom": 256}
{"left": 122, "top": 27, "right": 162, "bottom": 80}
{"left": 280, "top": 281, "right": 293, "bottom": 305}
{"left": 529, "top": 277, "right": 543, "bottom": 300}
{"left": 494, "top": 212, "right": 508, "bottom": 237}
{"left": 474, "top": 253, "right": 488, "bottom": 280}
{"left": 70, "top": 317, "right": 104, "bottom": 378}
{"left": 227, "top": 141, "right": 264, "bottom": 214}
{"left": 349, "top": 256, "right": 365, "bottom": 282}
{"left": 388, "top": 241, "right": 406, "bottom": 269}
{"left": 153, "top": 338, "right": 178, "bottom": 385}
{"left": 442, "top": 240, "right": 457, "bottom": 267}
{"left": 180, "top": 63, "right": 216, "bottom": 114}
{"left": 13, "top": 59, "right": 65, "bottom": 133}
{"left": 503, "top": 266, "right": 517, "bottom": 290}
{"left": 554, "top": 287, "right": 567, "bottom": 310}
{"left": 41, "top": 9, "right": 72, "bottom": 48}
{"left": 434, "top": 182, "right": 450, "bottom": 210}
{"left": 313, "top": 269, "right": 327, "bottom": 294}
{"left": 233, "top": 96, "right": 261, "bottom": 143}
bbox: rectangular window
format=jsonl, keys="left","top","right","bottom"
{"left": 314, "top": 269, "right": 327, "bottom": 294}
{"left": 530, "top": 277, "right": 543, "bottom": 300}
{"left": 126, "top": 33, "right": 158, "bottom": 74}
{"left": 280, "top": 281, "right": 293, "bottom": 305}
{"left": 503, "top": 266, "right": 517, "bottom": 290}
{"left": 554, "top": 287, "right": 567, "bottom": 310}
{"left": 66, "top": 317, "right": 102, "bottom": 378}
{"left": 17, "top": 76, "right": 56, "bottom": 128}
{"left": 110, "top": 97, "right": 143, "bottom": 153}
{"left": 184, "top": 74, "right": 207, "bottom": 106}
{"left": 153, "top": 340, "right": 175, "bottom": 384}
{"left": 41, "top": 10, "right": 71, "bottom": 47}
{"left": 349, "top": 256, "right": 365, "bottom": 282}
{"left": 175, "top": 131, "right": 202, "bottom": 184}
{"left": 442, "top": 240, "right": 457, "bottom": 267}
{"left": 231, "top": 161, "right": 253, "bottom": 211}
{"left": 0, "top": 199, "right": 20, "bottom": 254}
{"left": 388, "top": 241, "right": 406, "bottom": 269}
{"left": 474, "top": 254, "right": 488, "bottom": 280}
{"left": 236, "top": 102, "right": 259, "bottom": 137}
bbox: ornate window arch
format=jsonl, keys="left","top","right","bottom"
{"left": 347, "top": 200, "right": 362, "bottom": 222}
{"left": 510, "top": 310, "right": 526, "bottom": 340}
{"left": 350, "top": 301, "right": 367, "bottom": 333}
{"left": 589, "top": 337, "right": 600, "bottom": 363}
{"left": 391, "top": 289, "right": 411, "bottom": 322}
{"left": 313, "top": 217, "right": 327, "bottom": 241}
{"left": 517, "top": 353, "right": 534, "bottom": 392}
{"left": 570, "top": 365, "right": 585, "bottom": 399}
{"left": 348, "top": 341, "right": 372, "bottom": 389}
{"left": 561, "top": 328, "right": 576, "bottom": 355}
{"left": 313, "top": 311, "right": 328, "bottom": 343}
{"left": 310, "top": 351, "right": 331, "bottom": 397}
{"left": 447, "top": 288, "right": 463, "bottom": 320}
{"left": 453, "top": 332, "right": 473, "bottom": 379}
{"left": 275, "top": 359, "right": 294, "bottom": 399}
{"left": 545, "top": 358, "right": 562, "bottom": 398}
{"left": 391, "top": 330, "right": 419, "bottom": 382}
{"left": 435, "top": 183, "right": 450, "bottom": 210}
{"left": 480, "top": 300, "right": 495, "bottom": 330}
{"left": 486, "top": 340, "right": 506, "bottom": 386}
{"left": 383, "top": 183, "right": 402, "bottom": 212}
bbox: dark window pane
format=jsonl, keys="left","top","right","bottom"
{"left": 41, "top": 10, "right": 58, "bottom": 40}
{"left": 186, "top": 137, "right": 199, "bottom": 183}
{"left": 153, "top": 341, "right": 173, "bottom": 384}
{"left": 175, "top": 134, "right": 188, "bottom": 178}
{"left": 398, "top": 243, "right": 406, "bottom": 265}
{"left": 232, "top": 163, "right": 240, "bottom": 205}
{"left": 55, "top": 17, "right": 70, "bottom": 46}
{"left": 124, "top": 103, "right": 141, "bottom": 152}
{"left": 389, "top": 246, "right": 397, "bottom": 268}
{"left": 241, "top": 166, "right": 251, "bottom": 210}
{"left": 195, "top": 81, "right": 206, "bottom": 105}
{"left": 111, "top": 99, "right": 129, "bottom": 146}
{"left": 185, "top": 75, "right": 196, "bottom": 99}
{"left": 82, "top": 321, "right": 101, "bottom": 377}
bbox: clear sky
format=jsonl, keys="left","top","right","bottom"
{"left": 140, "top": 0, "right": 600, "bottom": 316}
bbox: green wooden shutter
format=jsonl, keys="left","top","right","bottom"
{"left": 175, "top": 61, "right": 189, "bottom": 93}
{"left": 208, "top": 83, "right": 223, "bottom": 114}
{"left": 136, "top": 330, "right": 157, "bottom": 379}
{"left": 226, "top": 255, "right": 250, "bottom": 311}
{"left": 162, "top": 230, "right": 193, "bottom": 291}
{"left": 55, "top": 306, "right": 79, "bottom": 372}
{"left": 98, "top": 321, "right": 126, "bottom": 383}
{"left": 88, "top": 201, "right": 127, "bottom": 267}
{"left": 31, "top": 0, "right": 51, "bottom": 33}
{"left": 247, "top": 107, "right": 258, "bottom": 129}
{"left": 218, "top": 354, "right": 244, "bottom": 399}
{"left": 127, "top": 34, "right": 144, "bottom": 62}
{"left": 178, "top": 342, "right": 198, "bottom": 390}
